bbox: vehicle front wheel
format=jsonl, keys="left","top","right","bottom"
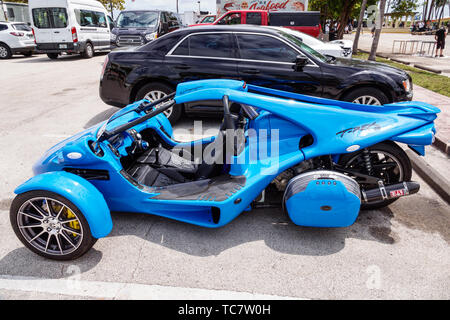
{"left": 135, "top": 83, "right": 181, "bottom": 124}
{"left": 343, "top": 87, "right": 389, "bottom": 105}
{"left": 0, "top": 43, "right": 12, "bottom": 59}
{"left": 47, "top": 53, "right": 59, "bottom": 60}
{"left": 81, "top": 43, "right": 94, "bottom": 59}
{"left": 10, "top": 190, "right": 97, "bottom": 260}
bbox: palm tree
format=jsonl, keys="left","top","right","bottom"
{"left": 369, "top": 0, "right": 387, "bottom": 61}
{"left": 353, "top": 0, "right": 369, "bottom": 53}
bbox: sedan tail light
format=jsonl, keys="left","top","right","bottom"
{"left": 71, "top": 27, "right": 78, "bottom": 43}
{"left": 100, "top": 55, "right": 109, "bottom": 80}
{"left": 10, "top": 32, "right": 24, "bottom": 37}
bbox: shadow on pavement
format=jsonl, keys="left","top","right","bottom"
{"left": 12, "top": 52, "right": 108, "bottom": 64}
{"left": 0, "top": 247, "right": 102, "bottom": 279}
{"left": 107, "top": 205, "right": 397, "bottom": 258}
{"left": 84, "top": 107, "right": 120, "bottom": 128}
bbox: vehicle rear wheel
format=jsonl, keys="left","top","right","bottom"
{"left": 81, "top": 43, "right": 94, "bottom": 59}
{"left": 135, "top": 83, "right": 181, "bottom": 124}
{"left": 10, "top": 190, "right": 97, "bottom": 260}
{"left": 22, "top": 51, "right": 33, "bottom": 57}
{"left": 343, "top": 87, "right": 389, "bottom": 105}
{"left": 47, "top": 53, "right": 59, "bottom": 60}
{"left": 338, "top": 141, "right": 412, "bottom": 210}
{"left": 0, "top": 43, "right": 12, "bottom": 59}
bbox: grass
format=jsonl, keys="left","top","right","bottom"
{"left": 352, "top": 52, "right": 450, "bottom": 98}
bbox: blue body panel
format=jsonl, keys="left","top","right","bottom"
{"left": 14, "top": 79, "right": 440, "bottom": 234}
{"left": 15, "top": 172, "right": 112, "bottom": 238}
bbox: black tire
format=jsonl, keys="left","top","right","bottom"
{"left": 47, "top": 53, "right": 59, "bottom": 60}
{"left": 343, "top": 87, "right": 389, "bottom": 105}
{"left": 22, "top": 51, "right": 33, "bottom": 57}
{"left": 338, "top": 141, "right": 412, "bottom": 210}
{"left": 10, "top": 190, "right": 97, "bottom": 260}
{"left": 135, "top": 82, "right": 181, "bottom": 124}
{"left": 81, "top": 42, "right": 94, "bottom": 59}
{"left": 0, "top": 43, "right": 12, "bottom": 59}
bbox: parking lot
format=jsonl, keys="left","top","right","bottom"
{"left": 0, "top": 53, "right": 449, "bottom": 300}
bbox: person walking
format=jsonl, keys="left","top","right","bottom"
{"left": 435, "top": 26, "right": 447, "bottom": 57}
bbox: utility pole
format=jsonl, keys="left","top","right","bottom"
{"left": 353, "top": 0, "right": 368, "bottom": 54}
{"left": 109, "top": 0, "right": 114, "bottom": 20}
{"left": 1, "top": 0, "right": 8, "bottom": 22}
{"left": 176, "top": 0, "right": 179, "bottom": 14}
{"left": 197, "top": 1, "right": 201, "bottom": 13}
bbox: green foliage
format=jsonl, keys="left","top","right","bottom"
{"left": 390, "top": 0, "right": 419, "bottom": 18}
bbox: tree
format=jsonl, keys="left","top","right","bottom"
{"left": 353, "top": 0, "right": 368, "bottom": 53}
{"left": 369, "top": 0, "right": 387, "bottom": 61}
{"left": 390, "top": 0, "right": 418, "bottom": 19}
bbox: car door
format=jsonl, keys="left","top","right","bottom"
{"left": 235, "top": 33, "right": 323, "bottom": 96}
{"left": 165, "top": 32, "right": 239, "bottom": 113}
{"left": 94, "top": 11, "right": 110, "bottom": 49}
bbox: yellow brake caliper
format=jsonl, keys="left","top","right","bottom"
{"left": 65, "top": 208, "right": 80, "bottom": 237}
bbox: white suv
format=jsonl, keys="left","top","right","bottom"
{"left": 0, "top": 22, "right": 36, "bottom": 59}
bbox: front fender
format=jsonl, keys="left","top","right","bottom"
{"left": 14, "top": 172, "right": 112, "bottom": 238}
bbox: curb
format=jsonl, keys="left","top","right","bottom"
{"left": 405, "top": 149, "right": 450, "bottom": 204}
{"left": 414, "top": 64, "right": 442, "bottom": 74}
{"left": 433, "top": 134, "right": 450, "bottom": 156}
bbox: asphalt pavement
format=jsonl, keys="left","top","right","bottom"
{"left": 0, "top": 54, "right": 449, "bottom": 299}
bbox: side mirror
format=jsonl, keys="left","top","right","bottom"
{"left": 293, "top": 55, "right": 308, "bottom": 71}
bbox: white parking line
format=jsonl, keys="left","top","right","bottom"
{"left": 0, "top": 275, "right": 304, "bottom": 300}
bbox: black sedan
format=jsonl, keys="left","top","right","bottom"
{"left": 100, "top": 25, "right": 413, "bottom": 123}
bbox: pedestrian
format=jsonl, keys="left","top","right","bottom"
{"left": 435, "top": 26, "right": 447, "bottom": 57}
{"left": 371, "top": 23, "right": 376, "bottom": 37}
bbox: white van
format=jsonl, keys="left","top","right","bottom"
{"left": 29, "top": 0, "right": 114, "bottom": 59}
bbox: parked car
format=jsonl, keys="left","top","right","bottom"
{"left": 111, "top": 10, "right": 182, "bottom": 47}
{"left": 29, "top": 0, "right": 113, "bottom": 60}
{"left": 198, "top": 15, "right": 216, "bottom": 24}
{"left": 0, "top": 21, "right": 35, "bottom": 59}
{"left": 190, "top": 10, "right": 321, "bottom": 38}
{"left": 99, "top": 25, "right": 413, "bottom": 124}
{"left": 269, "top": 27, "right": 353, "bottom": 58}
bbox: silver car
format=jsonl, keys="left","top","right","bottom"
{"left": 0, "top": 21, "right": 36, "bottom": 59}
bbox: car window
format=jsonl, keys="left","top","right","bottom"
{"left": 202, "top": 16, "right": 215, "bottom": 23}
{"left": 95, "top": 12, "right": 107, "bottom": 28}
{"left": 246, "top": 12, "right": 261, "bottom": 25}
{"left": 75, "top": 10, "right": 97, "bottom": 27}
{"left": 33, "top": 8, "right": 67, "bottom": 29}
{"left": 218, "top": 13, "right": 241, "bottom": 25}
{"left": 12, "top": 23, "right": 32, "bottom": 31}
{"left": 279, "top": 31, "right": 328, "bottom": 63}
{"left": 0, "top": 24, "right": 8, "bottom": 31}
{"left": 116, "top": 11, "right": 159, "bottom": 28}
{"left": 172, "top": 33, "right": 233, "bottom": 58}
{"left": 32, "top": 8, "right": 52, "bottom": 29}
{"left": 236, "top": 34, "right": 298, "bottom": 63}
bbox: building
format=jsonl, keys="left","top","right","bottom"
{"left": 216, "top": 0, "right": 308, "bottom": 16}
{"left": 0, "top": 1, "right": 30, "bottom": 23}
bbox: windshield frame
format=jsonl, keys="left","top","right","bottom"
{"left": 116, "top": 11, "right": 160, "bottom": 28}
{"left": 276, "top": 29, "right": 329, "bottom": 64}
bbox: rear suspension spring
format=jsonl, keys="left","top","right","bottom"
{"left": 362, "top": 149, "right": 373, "bottom": 175}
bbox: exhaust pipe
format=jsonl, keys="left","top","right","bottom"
{"left": 361, "top": 181, "right": 420, "bottom": 203}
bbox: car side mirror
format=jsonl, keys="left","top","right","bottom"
{"left": 293, "top": 55, "right": 308, "bottom": 71}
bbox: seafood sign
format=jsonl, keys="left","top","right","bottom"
{"left": 217, "top": 0, "right": 308, "bottom": 15}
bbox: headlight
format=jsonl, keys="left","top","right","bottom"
{"left": 145, "top": 32, "right": 157, "bottom": 41}
{"left": 110, "top": 33, "right": 117, "bottom": 41}
{"left": 402, "top": 79, "right": 412, "bottom": 92}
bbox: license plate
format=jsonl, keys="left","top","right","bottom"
{"left": 59, "top": 44, "right": 67, "bottom": 49}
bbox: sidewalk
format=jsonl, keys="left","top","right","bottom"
{"left": 414, "top": 85, "right": 450, "bottom": 154}
{"left": 344, "top": 33, "right": 450, "bottom": 77}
